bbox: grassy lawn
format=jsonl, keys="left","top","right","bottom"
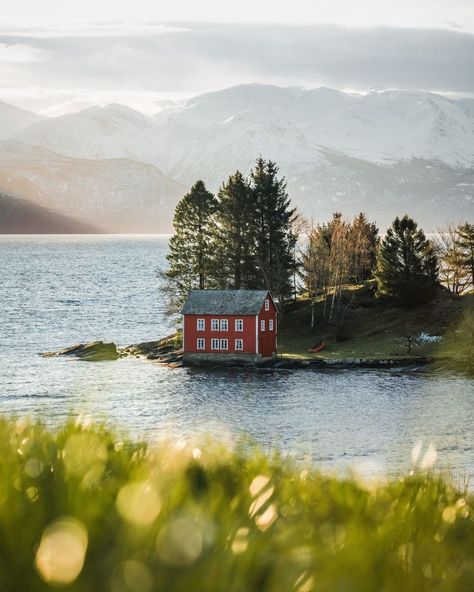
{"left": 0, "top": 418, "right": 472, "bottom": 591}
{"left": 278, "top": 285, "right": 474, "bottom": 361}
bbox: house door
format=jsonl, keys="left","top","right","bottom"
{"left": 259, "top": 335, "right": 275, "bottom": 358}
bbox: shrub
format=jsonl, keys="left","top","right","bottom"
{"left": 0, "top": 418, "right": 472, "bottom": 591}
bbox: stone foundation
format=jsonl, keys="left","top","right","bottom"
{"left": 183, "top": 352, "right": 265, "bottom": 366}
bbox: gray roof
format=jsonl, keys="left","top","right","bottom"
{"left": 182, "top": 290, "right": 271, "bottom": 315}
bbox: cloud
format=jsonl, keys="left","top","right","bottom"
{"left": 0, "top": 22, "right": 473, "bottom": 114}
{"left": 0, "top": 42, "right": 49, "bottom": 63}
{"left": 0, "top": 22, "right": 188, "bottom": 39}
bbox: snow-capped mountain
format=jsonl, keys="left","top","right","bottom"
{"left": 15, "top": 104, "right": 163, "bottom": 165}
{"left": 0, "top": 141, "right": 186, "bottom": 233}
{"left": 0, "top": 101, "right": 44, "bottom": 140}
{"left": 151, "top": 85, "right": 474, "bottom": 180}
{"left": 16, "top": 85, "right": 474, "bottom": 173}
{"left": 3, "top": 84, "right": 474, "bottom": 230}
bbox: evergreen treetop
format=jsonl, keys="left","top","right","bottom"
{"left": 213, "top": 171, "right": 255, "bottom": 289}
{"left": 375, "top": 215, "right": 439, "bottom": 306}
{"left": 250, "top": 157, "right": 297, "bottom": 301}
{"left": 165, "top": 180, "right": 217, "bottom": 306}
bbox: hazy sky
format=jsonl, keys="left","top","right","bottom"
{"left": 1, "top": 0, "right": 474, "bottom": 115}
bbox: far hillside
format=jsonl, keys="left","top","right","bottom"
{"left": 0, "top": 191, "right": 100, "bottom": 234}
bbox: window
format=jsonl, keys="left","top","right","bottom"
{"left": 220, "top": 319, "right": 228, "bottom": 331}
{"left": 269, "top": 319, "right": 274, "bottom": 331}
{"left": 235, "top": 319, "right": 243, "bottom": 332}
{"left": 197, "top": 318, "right": 205, "bottom": 331}
{"left": 235, "top": 338, "right": 243, "bottom": 351}
{"left": 265, "top": 299, "right": 270, "bottom": 311}
{"left": 211, "top": 338, "right": 219, "bottom": 350}
{"left": 260, "top": 320, "right": 265, "bottom": 332}
{"left": 211, "top": 319, "right": 219, "bottom": 331}
{"left": 220, "top": 339, "right": 228, "bottom": 350}
{"left": 196, "top": 338, "right": 205, "bottom": 350}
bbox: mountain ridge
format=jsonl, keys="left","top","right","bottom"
{"left": 1, "top": 84, "right": 473, "bottom": 231}
{"left": 0, "top": 140, "right": 187, "bottom": 233}
{"left": 0, "top": 190, "right": 100, "bottom": 234}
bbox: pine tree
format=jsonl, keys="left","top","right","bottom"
{"left": 212, "top": 171, "right": 255, "bottom": 289}
{"left": 456, "top": 222, "right": 474, "bottom": 289}
{"left": 375, "top": 215, "right": 439, "bottom": 306}
{"left": 249, "top": 158, "right": 296, "bottom": 301}
{"left": 165, "top": 181, "right": 217, "bottom": 307}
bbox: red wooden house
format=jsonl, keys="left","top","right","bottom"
{"left": 181, "top": 290, "right": 278, "bottom": 364}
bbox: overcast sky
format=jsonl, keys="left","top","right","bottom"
{"left": 1, "top": 0, "right": 474, "bottom": 115}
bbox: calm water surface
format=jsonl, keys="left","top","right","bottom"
{"left": 1, "top": 235, "right": 473, "bottom": 479}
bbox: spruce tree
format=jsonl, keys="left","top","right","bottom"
{"left": 375, "top": 215, "right": 439, "bottom": 306}
{"left": 456, "top": 222, "right": 474, "bottom": 289}
{"left": 249, "top": 158, "right": 296, "bottom": 301}
{"left": 165, "top": 181, "right": 217, "bottom": 305}
{"left": 213, "top": 171, "right": 255, "bottom": 289}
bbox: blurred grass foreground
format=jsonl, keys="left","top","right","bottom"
{"left": 0, "top": 419, "right": 473, "bottom": 591}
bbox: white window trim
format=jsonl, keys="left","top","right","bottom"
{"left": 197, "top": 338, "right": 205, "bottom": 350}
{"left": 211, "top": 338, "right": 219, "bottom": 350}
{"left": 265, "top": 299, "right": 270, "bottom": 311}
{"left": 260, "top": 319, "right": 265, "bottom": 332}
{"left": 235, "top": 318, "right": 243, "bottom": 332}
{"left": 220, "top": 319, "right": 228, "bottom": 331}
{"left": 197, "top": 318, "right": 205, "bottom": 331}
{"left": 235, "top": 338, "right": 243, "bottom": 351}
{"left": 220, "top": 339, "right": 228, "bottom": 351}
{"left": 269, "top": 319, "right": 274, "bottom": 331}
{"left": 211, "top": 318, "right": 219, "bottom": 331}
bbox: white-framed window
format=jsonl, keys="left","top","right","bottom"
{"left": 269, "top": 319, "right": 274, "bottom": 331}
{"left": 211, "top": 338, "right": 220, "bottom": 350}
{"left": 235, "top": 338, "right": 243, "bottom": 351}
{"left": 220, "top": 339, "right": 228, "bottom": 350}
{"left": 260, "top": 320, "right": 265, "bottom": 332}
{"left": 211, "top": 318, "right": 219, "bottom": 331}
{"left": 235, "top": 319, "right": 243, "bottom": 332}
{"left": 265, "top": 299, "right": 270, "bottom": 311}
{"left": 196, "top": 338, "right": 205, "bottom": 350}
{"left": 220, "top": 319, "right": 228, "bottom": 331}
{"left": 197, "top": 318, "right": 205, "bottom": 331}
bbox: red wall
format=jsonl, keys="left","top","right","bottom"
{"left": 184, "top": 314, "right": 257, "bottom": 354}
{"left": 257, "top": 297, "right": 278, "bottom": 357}
{"left": 183, "top": 294, "right": 278, "bottom": 357}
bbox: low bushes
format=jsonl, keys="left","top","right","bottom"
{"left": 0, "top": 418, "right": 472, "bottom": 591}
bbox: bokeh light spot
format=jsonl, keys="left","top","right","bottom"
{"left": 35, "top": 518, "right": 88, "bottom": 586}
{"left": 156, "top": 518, "right": 203, "bottom": 566}
{"left": 116, "top": 482, "right": 161, "bottom": 526}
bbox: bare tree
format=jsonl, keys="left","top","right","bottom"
{"left": 436, "top": 224, "right": 470, "bottom": 295}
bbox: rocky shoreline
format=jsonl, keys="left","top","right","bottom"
{"left": 42, "top": 336, "right": 441, "bottom": 371}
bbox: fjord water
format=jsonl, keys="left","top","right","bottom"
{"left": 1, "top": 235, "right": 473, "bottom": 479}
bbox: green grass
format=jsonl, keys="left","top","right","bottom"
{"left": 0, "top": 418, "right": 473, "bottom": 591}
{"left": 279, "top": 285, "right": 474, "bottom": 361}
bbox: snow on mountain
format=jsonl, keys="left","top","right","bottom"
{"left": 15, "top": 85, "right": 474, "bottom": 174}
{"left": 5, "top": 84, "right": 474, "bottom": 229}
{"left": 0, "top": 141, "right": 187, "bottom": 233}
{"left": 0, "top": 101, "right": 44, "bottom": 140}
{"left": 152, "top": 85, "right": 474, "bottom": 181}
{"left": 15, "top": 104, "right": 163, "bottom": 165}
{"left": 150, "top": 85, "right": 474, "bottom": 227}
